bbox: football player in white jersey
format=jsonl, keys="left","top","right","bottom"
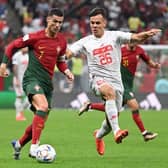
{"left": 66, "top": 7, "right": 161, "bottom": 155}
{"left": 12, "top": 47, "right": 29, "bottom": 121}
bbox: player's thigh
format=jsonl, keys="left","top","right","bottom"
{"left": 25, "top": 81, "right": 52, "bottom": 111}
{"left": 90, "top": 76, "right": 115, "bottom": 99}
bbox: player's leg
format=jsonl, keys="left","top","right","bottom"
{"left": 11, "top": 99, "right": 34, "bottom": 160}
{"left": 21, "top": 81, "right": 50, "bottom": 158}
{"left": 100, "top": 84, "right": 124, "bottom": 139}
{"left": 114, "top": 90, "right": 128, "bottom": 143}
{"left": 14, "top": 96, "right": 26, "bottom": 121}
{"left": 127, "top": 98, "right": 158, "bottom": 141}
{"left": 94, "top": 77, "right": 128, "bottom": 143}
{"left": 13, "top": 77, "right": 26, "bottom": 121}
{"left": 11, "top": 124, "right": 32, "bottom": 160}
{"left": 23, "top": 96, "right": 30, "bottom": 110}
{"left": 11, "top": 99, "right": 48, "bottom": 160}
{"left": 93, "top": 119, "right": 111, "bottom": 155}
{"left": 29, "top": 93, "right": 49, "bottom": 158}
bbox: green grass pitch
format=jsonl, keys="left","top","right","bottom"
{"left": 0, "top": 108, "right": 167, "bottom": 168}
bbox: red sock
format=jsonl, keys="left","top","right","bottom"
{"left": 32, "top": 111, "right": 47, "bottom": 144}
{"left": 132, "top": 110, "right": 145, "bottom": 133}
{"left": 90, "top": 103, "right": 105, "bottom": 112}
{"left": 19, "top": 124, "right": 32, "bottom": 147}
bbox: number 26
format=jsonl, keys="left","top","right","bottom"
{"left": 99, "top": 53, "right": 112, "bottom": 65}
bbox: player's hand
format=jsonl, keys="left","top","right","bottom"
{"left": 64, "top": 69, "right": 74, "bottom": 82}
{"left": 146, "top": 29, "right": 162, "bottom": 37}
{"left": 0, "top": 63, "right": 9, "bottom": 77}
{"left": 154, "top": 62, "right": 161, "bottom": 69}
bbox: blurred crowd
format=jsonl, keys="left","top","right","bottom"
{"left": 1, "top": 0, "right": 168, "bottom": 45}
{"left": 0, "top": 0, "right": 168, "bottom": 94}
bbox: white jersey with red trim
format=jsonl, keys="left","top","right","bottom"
{"left": 69, "top": 30, "right": 132, "bottom": 91}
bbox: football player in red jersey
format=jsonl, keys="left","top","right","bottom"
{"left": 0, "top": 8, "right": 74, "bottom": 159}
{"left": 79, "top": 42, "right": 160, "bottom": 142}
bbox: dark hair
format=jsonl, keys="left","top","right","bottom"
{"left": 48, "top": 8, "right": 64, "bottom": 17}
{"left": 89, "top": 7, "right": 107, "bottom": 18}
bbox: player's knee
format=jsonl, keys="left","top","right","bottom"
{"left": 132, "top": 103, "right": 139, "bottom": 110}
{"left": 38, "top": 104, "right": 49, "bottom": 112}
{"left": 104, "top": 91, "right": 116, "bottom": 100}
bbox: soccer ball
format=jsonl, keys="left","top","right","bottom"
{"left": 36, "top": 144, "right": 56, "bottom": 163}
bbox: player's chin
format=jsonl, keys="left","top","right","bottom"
{"left": 92, "top": 30, "right": 100, "bottom": 37}
{"left": 52, "top": 28, "right": 59, "bottom": 34}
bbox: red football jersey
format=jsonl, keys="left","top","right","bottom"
{"left": 121, "top": 45, "right": 150, "bottom": 75}
{"left": 5, "top": 30, "right": 67, "bottom": 78}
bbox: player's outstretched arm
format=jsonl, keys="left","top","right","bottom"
{"left": 131, "top": 29, "right": 161, "bottom": 44}
{"left": 148, "top": 59, "right": 161, "bottom": 69}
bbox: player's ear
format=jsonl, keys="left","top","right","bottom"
{"left": 46, "top": 16, "right": 51, "bottom": 23}
{"left": 103, "top": 19, "right": 107, "bottom": 28}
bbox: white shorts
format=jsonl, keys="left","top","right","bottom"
{"left": 89, "top": 75, "right": 123, "bottom": 111}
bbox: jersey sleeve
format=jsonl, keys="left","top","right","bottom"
{"left": 3, "top": 33, "right": 36, "bottom": 63}
{"left": 59, "top": 35, "right": 67, "bottom": 56}
{"left": 56, "top": 34, "right": 69, "bottom": 73}
{"left": 56, "top": 61, "right": 68, "bottom": 73}
{"left": 68, "top": 38, "right": 84, "bottom": 56}
{"left": 115, "top": 31, "right": 132, "bottom": 44}
{"left": 138, "top": 46, "right": 150, "bottom": 63}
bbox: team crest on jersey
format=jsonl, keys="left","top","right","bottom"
{"left": 34, "top": 85, "right": 41, "bottom": 91}
{"left": 23, "top": 34, "right": 29, "bottom": 41}
{"left": 136, "top": 55, "right": 140, "bottom": 60}
{"left": 129, "top": 92, "right": 134, "bottom": 97}
{"left": 56, "top": 46, "right": 61, "bottom": 55}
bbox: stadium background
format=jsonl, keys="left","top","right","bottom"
{"left": 0, "top": 0, "right": 168, "bottom": 109}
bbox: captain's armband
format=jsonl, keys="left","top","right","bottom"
{"left": 57, "top": 55, "right": 67, "bottom": 62}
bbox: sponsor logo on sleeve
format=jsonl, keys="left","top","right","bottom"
{"left": 23, "top": 34, "right": 29, "bottom": 41}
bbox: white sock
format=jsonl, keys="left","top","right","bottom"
{"left": 15, "top": 98, "right": 24, "bottom": 116}
{"left": 142, "top": 130, "right": 148, "bottom": 135}
{"left": 105, "top": 100, "right": 120, "bottom": 135}
{"left": 30, "top": 144, "right": 39, "bottom": 156}
{"left": 23, "top": 97, "right": 30, "bottom": 109}
{"left": 96, "top": 119, "right": 111, "bottom": 139}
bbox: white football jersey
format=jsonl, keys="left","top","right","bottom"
{"left": 69, "top": 30, "right": 132, "bottom": 90}
{"left": 12, "top": 50, "right": 29, "bottom": 83}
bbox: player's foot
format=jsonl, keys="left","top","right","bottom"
{"left": 93, "top": 130, "right": 105, "bottom": 155}
{"left": 16, "top": 112, "right": 26, "bottom": 121}
{"left": 143, "top": 132, "right": 158, "bottom": 142}
{"left": 11, "top": 140, "right": 21, "bottom": 160}
{"left": 29, "top": 144, "right": 39, "bottom": 158}
{"left": 114, "top": 129, "right": 128, "bottom": 144}
{"left": 78, "top": 101, "right": 90, "bottom": 116}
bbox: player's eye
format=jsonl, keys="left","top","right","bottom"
{"left": 91, "top": 21, "right": 101, "bottom": 25}
{"left": 53, "top": 19, "right": 63, "bottom": 24}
